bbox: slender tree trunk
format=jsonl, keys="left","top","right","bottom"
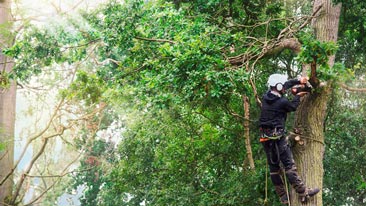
{"left": 290, "top": 0, "right": 341, "bottom": 205}
{"left": 0, "top": 0, "right": 15, "bottom": 204}
{"left": 242, "top": 95, "right": 254, "bottom": 170}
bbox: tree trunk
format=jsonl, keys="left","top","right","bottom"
{"left": 290, "top": 0, "right": 341, "bottom": 205}
{"left": 0, "top": 0, "right": 15, "bottom": 204}
{"left": 242, "top": 95, "right": 254, "bottom": 170}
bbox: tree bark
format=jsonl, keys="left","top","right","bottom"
{"left": 291, "top": 0, "right": 341, "bottom": 205}
{"left": 0, "top": 0, "right": 15, "bottom": 204}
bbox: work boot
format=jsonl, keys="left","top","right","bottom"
{"left": 299, "top": 187, "right": 320, "bottom": 203}
{"left": 274, "top": 185, "right": 289, "bottom": 204}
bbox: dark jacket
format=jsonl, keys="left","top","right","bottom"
{"left": 259, "top": 79, "right": 301, "bottom": 130}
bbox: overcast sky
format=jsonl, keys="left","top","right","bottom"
{"left": 14, "top": 0, "right": 106, "bottom": 23}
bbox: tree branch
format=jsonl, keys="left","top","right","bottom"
{"left": 23, "top": 154, "right": 87, "bottom": 206}
{"left": 340, "top": 83, "right": 366, "bottom": 92}
{"left": 10, "top": 138, "right": 50, "bottom": 205}
{"left": 227, "top": 5, "right": 323, "bottom": 67}
{"left": 134, "top": 36, "right": 176, "bottom": 44}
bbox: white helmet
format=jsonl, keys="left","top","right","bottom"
{"left": 267, "top": 74, "right": 288, "bottom": 91}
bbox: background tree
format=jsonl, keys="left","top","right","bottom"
{"left": 0, "top": 0, "right": 16, "bottom": 204}
{"left": 0, "top": 0, "right": 113, "bottom": 205}
{"left": 323, "top": 86, "right": 366, "bottom": 206}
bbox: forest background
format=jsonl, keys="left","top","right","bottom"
{"left": 0, "top": 0, "right": 366, "bottom": 206}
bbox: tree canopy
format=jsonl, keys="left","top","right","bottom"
{"left": 2, "top": 0, "right": 366, "bottom": 205}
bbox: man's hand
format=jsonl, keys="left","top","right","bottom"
{"left": 296, "top": 91, "right": 309, "bottom": 97}
{"left": 299, "top": 76, "right": 309, "bottom": 84}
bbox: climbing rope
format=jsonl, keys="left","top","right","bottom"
{"left": 283, "top": 168, "right": 291, "bottom": 206}
{"left": 300, "top": 135, "right": 324, "bottom": 145}
{"left": 289, "top": 131, "right": 325, "bottom": 145}
{"left": 263, "top": 160, "right": 268, "bottom": 206}
{"left": 264, "top": 160, "right": 292, "bottom": 206}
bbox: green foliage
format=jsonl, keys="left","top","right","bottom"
{"left": 317, "top": 62, "right": 354, "bottom": 83}
{"left": 0, "top": 71, "right": 10, "bottom": 89}
{"left": 296, "top": 35, "right": 354, "bottom": 82}
{"left": 8, "top": 0, "right": 366, "bottom": 205}
{"left": 324, "top": 88, "right": 366, "bottom": 206}
{"left": 333, "top": 0, "right": 366, "bottom": 72}
{"left": 71, "top": 138, "right": 116, "bottom": 206}
{"left": 60, "top": 69, "right": 106, "bottom": 105}
{"left": 297, "top": 36, "right": 337, "bottom": 66}
{"left": 0, "top": 142, "right": 6, "bottom": 152}
{"left": 4, "top": 21, "right": 96, "bottom": 81}
{"left": 96, "top": 107, "right": 272, "bottom": 206}
{"left": 76, "top": 0, "right": 259, "bottom": 109}
{"left": 296, "top": 35, "right": 346, "bottom": 81}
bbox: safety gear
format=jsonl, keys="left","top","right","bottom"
{"left": 267, "top": 74, "right": 288, "bottom": 91}
{"left": 259, "top": 127, "right": 284, "bottom": 142}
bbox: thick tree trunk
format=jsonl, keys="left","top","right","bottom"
{"left": 290, "top": 0, "right": 341, "bottom": 205}
{"left": 291, "top": 89, "right": 331, "bottom": 206}
{"left": 0, "top": 0, "right": 15, "bottom": 204}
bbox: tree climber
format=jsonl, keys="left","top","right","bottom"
{"left": 259, "top": 74, "right": 320, "bottom": 204}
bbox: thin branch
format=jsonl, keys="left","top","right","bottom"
{"left": 134, "top": 36, "right": 176, "bottom": 44}
{"left": 24, "top": 166, "right": 97, "bottom": 179}
{"left": 227, "top": 5, "right": 323, "bottom": 67}
{"left": 0, "top": 99, "right": 65, "bottom": 187}
{"left": 60, "top": 38, "right": 101, "bottom": 51}
{"left": 23, "top": 154, "right": 84, "bottom": 206}
{"left": 10, "top": 137, "right": 50, "bottom": 205}
{"left": 340, "top": 83, "right": 366, "bottom": 92}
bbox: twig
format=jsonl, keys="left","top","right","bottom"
{"left": 134, "top": 36, "right": 176, "bottom": 44}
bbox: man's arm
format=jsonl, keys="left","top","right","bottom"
{"left": 283, "top": 77, "right": 308, "bottom": 90}
{"left": 282, "top": 95, "right": 301, "bottom": 112}
{"left": 283, "top": 79, "right": 301, "bottom": 90}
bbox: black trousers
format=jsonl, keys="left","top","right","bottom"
{"left": 262, "top": 137, "right": 305, "bottom": 193}
{"left": 262, "top": 136, "right": 295, "bottom": 173}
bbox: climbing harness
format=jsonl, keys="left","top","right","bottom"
{"left": 259, "top": 127, "right": 284, "bottom": 142}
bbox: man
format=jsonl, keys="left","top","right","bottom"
{"left": 259, "top": 74, "right": 319, "bottom": 204}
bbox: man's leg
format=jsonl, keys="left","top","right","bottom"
{"left": 271, "top": 171, "right": 289, "bottom": 204}
{"left": 262, "top": 141, "right": 288, "bottom": 204}
{"left": 277, "top": 137, "right": 320, "bottom": 202}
